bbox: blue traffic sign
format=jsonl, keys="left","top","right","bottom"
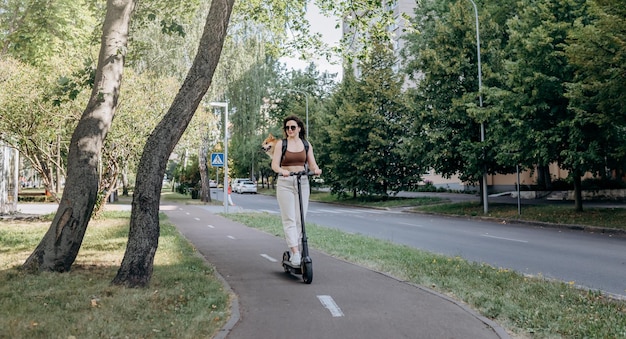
{"left": 211, "top": 153, "right": 224, "bottom": 167}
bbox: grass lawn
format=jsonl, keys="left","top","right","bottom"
{"left": 0, "top": 211, "right": 230, "bottom": 339}
{"left": 5, "top": 189, "right": 624, "bottom": 338}
{"left": 416, "top": 202, "right": 626, "bottom": 231}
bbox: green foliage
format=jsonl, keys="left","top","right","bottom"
{"left": 564, "top": 0, "right": 626, "bottom": 178}
{"left": 401, "top": 0, "right": 625, "bottom": 206}
{"left": 226, "top": 52, "right": 280, "bottom": 179}
{"left": 496, "top": 0, "right": 588, "bottom": 172}
{"left": 326, "top": 42, "right": 424, "bottom": 197}
{"left": 172, "top": 153, "right": 201, "bottom": 194}
{"left": 129, "top": 0, "right": 204, "bottom": 79}
{"left": 0, "top": 57, "right": 85, "bottom": 192}
{"left": 403, "top": 0, "right": 513, "bottom": 184}
{"left": 0, "top": 0, "right": 98, "bottom": 67}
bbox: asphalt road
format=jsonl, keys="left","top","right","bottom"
{"left": 162, "top": 203, "right": 507, "bottom": 339}
{"left": 228, "top": 191, "right": 626, "bottom": 298}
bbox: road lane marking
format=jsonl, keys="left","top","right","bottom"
{"left": 194, "top": 217, "right": 200, "bottom": 221}
{"left": 207, "top": 225, "right": 215, "bottom": 229}
{"left": 227, "top": 235, "right": 236, "bottom": 240}
{"left": 399, "top": 222, "right": 424, "bottom": 228}
{"left": 260, "top": 254, "right": 278, "bottom": 262}
{"left": 317, "top": 295, "right": 344, "bottom": 317}
{"left": 482, "top": 234, "right": 528, "bottom": 243}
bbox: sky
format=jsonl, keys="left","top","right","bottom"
{"left": 280, "top": 3, "right": 343, "bottom": 80}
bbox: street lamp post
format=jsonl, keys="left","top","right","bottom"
{"left": 210, "top": 101, "right": 229, "bottom": 213}
{"left": 468, "top": 0, "right": 488, "bottom": 214}
{"left": 285, "top": 89, "right": 309, "bottom": 139}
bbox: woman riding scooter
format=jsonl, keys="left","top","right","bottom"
{"left": 271, "top": 115, "right": 322, "bottom": 266}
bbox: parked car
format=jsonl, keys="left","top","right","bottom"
{"left": 236, "top": 180, "right": 257, "bottom": 194}
{"left": 209, "top": 180, "right": 218, "bottom": 188}
{"left": 231, "top": 178, "right": 247, "bottom": 192}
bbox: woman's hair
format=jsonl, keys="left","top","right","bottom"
{"left": 282, "top": 115, "right": 306, "bottom": 140}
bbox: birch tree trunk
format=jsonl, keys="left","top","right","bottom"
{"left": 112, "top": 0, "right": 235, "bottom": 287}
{"left": 22, "top": 0, "right": 136, "bottom": 272}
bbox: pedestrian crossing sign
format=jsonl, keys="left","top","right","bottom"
{"left": 211, "top": 153, "right": 224, "bottom": 167}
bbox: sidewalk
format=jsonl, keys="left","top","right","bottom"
{"left": 1, "top": 202, "right": 132, "bottom": 220}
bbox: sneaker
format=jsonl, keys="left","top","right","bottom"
{"left": 290, "top": 252, "right": 301, "bottom": 266}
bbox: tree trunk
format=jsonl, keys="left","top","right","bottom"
{"left": 199, "top": 144, "right": 211, "bottom": 202}
{"left": 537, "top": 165, "right": 552, "bottom": 189}
{"left": 112, "top": 0, "right": 235, "bottom": 287}
{"left": 122, "top": 163, "right": 129, "bottom": 196}
{"left": 22, "top": 0, "right": 135, "bottom": 273}
{"left": 573, "top": 172, "right": 583, "bottom": 212}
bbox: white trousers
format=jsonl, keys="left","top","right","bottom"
{"left": 276, "top": 176, "right": 310, "bottom": 249}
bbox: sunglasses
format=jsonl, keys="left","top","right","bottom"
{"left": 284, "top": 125, "right": 298, "bottom": 131}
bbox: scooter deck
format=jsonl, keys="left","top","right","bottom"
{"left": 281, "top": 252, "right": 313, "bottom": 284}
{"left": 282, "top": 260, "right": 303, "bottom": 274}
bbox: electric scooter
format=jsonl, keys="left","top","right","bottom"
{"left": 282, "top": 170, "right": 313, "bottom": 284}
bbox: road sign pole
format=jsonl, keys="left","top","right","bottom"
{"left": 211, "top": 102, "right": 229, "bottom": 213}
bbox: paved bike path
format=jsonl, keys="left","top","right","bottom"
{"left": 163, "top": 203, "right": 509, "bottom": 339}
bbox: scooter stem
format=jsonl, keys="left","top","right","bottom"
{"left": 295, "top": 172, "right": 309, "bottom": 258}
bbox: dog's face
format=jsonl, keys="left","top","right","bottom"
{"left": 261, "top": 133, "right": 278, "bottom": 158}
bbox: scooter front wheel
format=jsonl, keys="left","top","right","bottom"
{"left": 302, "top": 262, "right": 313, "bottom": 284}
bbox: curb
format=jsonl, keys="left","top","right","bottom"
{"left": 402, "top": 209, "right": 626, "bottom": 238}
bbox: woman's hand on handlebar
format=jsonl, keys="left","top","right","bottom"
{"left": 287, "top": 169, "right": 322, "bottom": 177}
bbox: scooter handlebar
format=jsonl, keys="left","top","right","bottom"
{"left": 289, "top": 170, "right": 316, "bottom": 177}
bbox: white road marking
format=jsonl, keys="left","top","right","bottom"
{"left": 194, "top": 217, "right": 200, "bottom": 221}
{"left": 207, "top": 225, "right": 215, "bottom": 229}
{"left": 308, "top": 208, "right": 385, "bottom": 215}
{"left": 482, "top": 234, "right": 528, "bottom": 243}
{"left": 186, "top": 212, "right": 190, "bottom": 215}
{"left": 399, "top": 222, "right": 424, "bottom": 228}
{"left": 317, "top": 295, "right": 344, "bottom": 317}
{"left": 256, "top": 208, "right": 393, "bottom": 215}
{"left": 260, "top": 254, "right": 278, "bottom": 262}
{"left": 227, "top": 235, "right": 236, "bottom": 240}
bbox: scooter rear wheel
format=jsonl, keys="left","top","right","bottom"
{"left": 302, "top": 262, "right": 313, "bottom": 284}
{"left": 282, "top": 251, "right": 290, "bottom": 273}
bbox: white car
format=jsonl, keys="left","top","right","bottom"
{"left": 231, "top": 178, "right": 247, "bottom": 192}
{"left": 209, "top": 180, "right": 218, "bottom": 188}
{"left": 236, "top": 180, "right": 257, "bottom": 194}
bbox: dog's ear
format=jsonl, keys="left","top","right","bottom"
{"left": 268, "top": 132, "right": 273, "bottom": 138}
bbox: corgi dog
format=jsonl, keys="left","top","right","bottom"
{"left": 261, "top": 133, "right": 279, "bottom": 158}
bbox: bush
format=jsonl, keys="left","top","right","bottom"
{"left": 581, "top": 177, "right": 626, "bottom": 190}
{"left": 417, "top": 181, "right": 438, "bottom": 192}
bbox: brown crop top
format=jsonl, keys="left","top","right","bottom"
{"left": 281, "top": 149, "right": 306, "bottom": 167}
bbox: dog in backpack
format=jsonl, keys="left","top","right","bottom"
{"left": 261, "top": 133, "right": 279, "bottom": 158}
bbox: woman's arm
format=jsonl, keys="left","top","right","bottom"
{"left": 307, "top": 144, "right": 322, "bottom": 176}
